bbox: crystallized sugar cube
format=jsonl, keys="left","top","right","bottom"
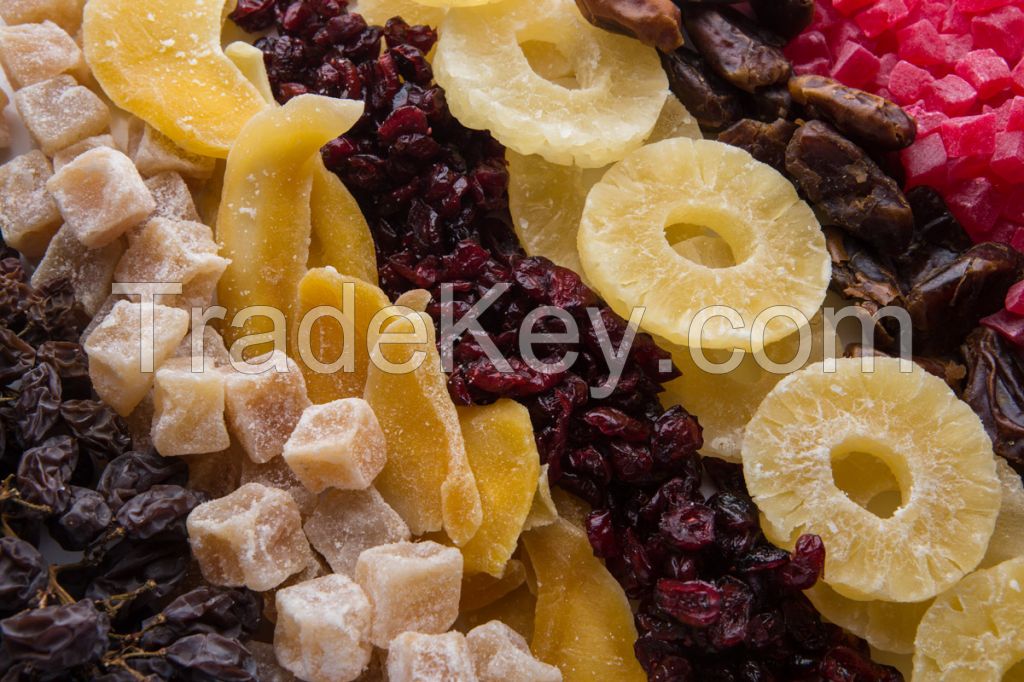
{"left": 283, "top": 399, "right": 387, "bottom": 493}
{"left": 0, "top": 150, "right": 60, "bottom": 259}
{"left": 175, "top": 325, "right": 231, "bottom": 368}
{"left": 83, "top": 299, "right": 189, "bottom": 416}
{"left": 152, "top": 357, "right": 230, "bottom": 456}
{"left": 386, "top": 632, "right": 477, "bottom": 682}
{"left": 187, "top": 482, "right": 312, "bottom": 591}
{"left": 146, "top": 172, "right": 201, "bottom": 222}
{"left": 901, "top": 134, "right": 948, "bottom": 188}
{"left": 31, "top": 223, "right": 123, "bottom": 315}
{"left": 466, "top": 621, "right": 562, "bottom": 682}
{"left": 15, "top": 75, "right": 109, "bottom": 155}
{"left": 992, "top": 131, "right": 1024, "bottom": 183}
{"left": 923, "top": 74, "right": 978, "bottom": 116}
{"left": 0, "top": 0, "right": 86, "bottom": 33}
{"left": 940, "top": 112, "right": 997, "bottom": 157}
{"left": 972, "top": 6, "right": 1024, "bottom": 64}
{"left": 0, "top": 21, "right": 84, "bottom": 89}
{"left": 854, "top": 0, "right": 909, "bottom": 39}
{"left": 355, "top": 541, "right": 463, "bottom": 648}
{"left": 248, "top": 641, "right": 298, "bottom": 682}
{"left": 897, "top": 19, "right": 947, "bottom": 66}
{"left": 888, "top": 59, "right": 934, "bottom": 104}
{"left": 831, "top": 42, "right": 880, "bottom": 88}
{"left": 263, "top": 553, "right": 330, "bottom": 624}
{"left": 115, "top": 217, "right": 228, "bottom": 309}
{"left": 955, "top": 49, "right": 1012, "bottom": 100}
{"left": 274, "top": 574, "right": 374, "bottom": 682}
{"left": 128, "top": 122, "right": 216, "bottom": 180}
{"left": 240, "top": 455, "right": 318, "bottom": 518}
{"left": 52, "top": 134, "right": 116, "bottom": 172}
{"left": 224, "top": 351, "right": 312, "bottom": 464}
{"left": 47, "top": 147, "right": 155, "bottom": 248}
{"left": 304, "top": 488, "right": 411, "bottom": 576}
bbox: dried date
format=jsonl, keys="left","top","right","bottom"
{"left": 789, "top": 75, "right": 916, "bottom": 151}
{"left": 718, "top": 118, "right": 797, "bottom": 172}
{"left": 962, "top": 327, "right": 1024, "bottom": 473}
{"left": 660, "top": 48, "right": 745, "bottom": 131}
{"left": 574, "top": 0, "right": 684, "bottom": 52}
{"left": 749, "top": 0, "right": 814, "bottom": 40}
{"left": 897, "top": 186, "right": 973, "bottom": 288}
{"left": 683, "top": 6, "right": 791, "bottom": 93}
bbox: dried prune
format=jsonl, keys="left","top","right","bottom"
{"left": 962, "top": 327, "right": 1024, "bottom": 473}
{"left": 660, "top": 48, "right": 745, "bottom": 131}
{"left": 683, "top": 6, "right": 791, "bottom": 93}
{"left": 574, "top": 0, "right": 684, "bottom": 52}
{"left": 16, "top": 435, "right": 78, "bottom": 515}
{"left": 0, "top": 600, "right": 111, "bottom": 674}
{"left": 718, "top": 118, "right": 797, "bottom": 172}
{"left": 0, "top": 537, "right": 47, "bottom": 617}
{"left": 749, "top": 0, "right": 814, "bottom": 40}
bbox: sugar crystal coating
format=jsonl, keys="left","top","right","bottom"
{"left": 274, "top": 574, "right": 373, "bottom": 682}
{"left": 239, "top": 454, "right": 317, "bottom": 519}
{"left": 0, "top": 150, "right": 61, "bottom": 259}
{"left": 355, "top": 541, "right": 464, "bottom": 648}
{"left": 128, "top": 121, "right": 216, "bottom": 179}
{"left": 262, "top": 552, "right": 330, "bottom": 624}
{"left": 0, "top": 0, "right": 86, "bottom": 33}
{"left": 466, "top": 621, "right": 562, "bottom": 682}
{"left": 14, "top": 74, "right": 109, "bottom": 155}
{"left": 51, "top": 134, "right": 116, "bottom": 172}
{"left": 151, "top": 357, "right": 230, "bottom": 456}
{"left": 0, "top": 89, "right": 10, "bottom": 150}
{"left": 145, "top": 171, "right": 201, "bottom": 222}
{"left": 30, "top": 222, "right": 123, "bottom": 315}
{"left": 386, "top": 631, "right": 478, "bottom": 682}
{"left": 0, "top": 21, "right": 84, "bottom": 89}
{"left": 186, "top": 482, "right": 312, "bottom": 591}
{"left": 303, "top": 488, "right": 411, "bottom": 576}
{"left": 174, "top": 325, "right": 231, "bottom": 368}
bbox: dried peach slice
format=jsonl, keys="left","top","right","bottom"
{"left": 434, "top": 0, "right": 667, "bottom": 168}
{"left": 83, "top": 0, "right": 268, "bottom": 158}
{"left": 578, "top": 137, "right": 830, "bottom": 351}
{"left": 364, "top": 311, "right": 482, "bottom": 544}
{"left": 744, "top": 357, "right": 1000, "bottom": 603}
{"left": 522, "top": 517, "right": 646, "bottom": 681}
{"left": 455, "top": 400, "right": 541, "bottom": 577}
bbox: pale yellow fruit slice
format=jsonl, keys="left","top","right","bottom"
{"left": 578, "top": 138, "right": 830, "bottom": 351}
{"left": 982, "top": 456, "right": 1024, "bottom": 569}
{"left": 744, "top": 357, "right": 1000, "bottom": 603}
{"left": 353, "top": 0, "right": 447, "bottom": 28}
{"left": 434, "top": 0, "right": 667, "bottom": 168}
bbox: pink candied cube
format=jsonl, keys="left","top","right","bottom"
{"left": 948, "top": 153, "right": 991, "bottom": 182}
{"left": 901, "top": 134, "right": 949, "bottom": 188}
{"left": 855, "top": 0, "right": 910, "bottom": 38}
{"left": 991, "top": 219, "right": 1022, "bottom": 244}
{"left": 981, "top": 308, "right": 1024, "bottom": 345}
{"left": 943, "top": 3, "right": 974, "bottom": 33}
{"left": 940, "top": 113, "right": 998, "bottom": 157}
{"left": 877, "top": 53, "right": 900, "bottom": 86}
{"left": 905, "top": 103, "right": 950, "bottom": 135}
{"left": 785, "top": 31, "right": 831, "bottom": 65}
{"left": 889, "top": 60, "right": 935, "bottom": 103}
{"left": 1013, "top": 58, "right": 1024, "bottom": 95}
{"left": 1006, "top": 280, "right": 1024, "bottom": 314}
{"left": 833, "top": 0, "right": 875, "bottom": 18}
{"left": 991, "top": 130, "right": 1024, "bottom": 182}
{"left": 955, "top": 49, "right": 1012, "bottom": 99}
{"left": 955, "top": 0, "right": 1014, "bottom": 14}
{"left": 1012, "top": 227, "right": 1024, "bottom": 253}
{"left": 831, "top": 21, "right": 874, "bottom": 51}
{"left": 897, "top": 19, "right": 948, "bottom": 66}
{"left": 814, "top": 0, "right": 844, "bottom": 30}
{"left": 908, "top": 0, "right": 949, "bottom": 27}
{"left": 948, "top": 176, "right": 1008, "bottom": 238}
{"left": 972, "top": 6, "right": 1024, "bottom": 64}
{"left": 832, "top": 42, "right": 882, "bottom": 88}
{"left": 944, "top": 33, "right": 976, "bottom": 65}
{"left": 1008, "top": 97, "right": 1024, "bottom": 130}
{"left": 1006, "top": 189, "right": 1024, "bottom": 222}
{"left": 923, "top": 74, "right": 979, "bottom": 116}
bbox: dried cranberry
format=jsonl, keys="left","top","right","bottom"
{"left": 583, "top": 407, "right": 651, "bottom": 442}
{"left": 586, "top": 509, "right": 620, "bottom": 559}
{"left": 652, "top": 406, "right": 704, "bottom": 464}
{"left": 655, "top": 579, "right": 723, "bottom": 627}
{"left": 228, "top": 0, "right": 278, "bottom": 31}
{"left": 780, "top": 534, "right": 826, "bottom": 590}
{"left": 660, "top": 503, "right": 716, "bottom": 551}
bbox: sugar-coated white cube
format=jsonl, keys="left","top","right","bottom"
{"left": 274, "top": 574, "right": 374, "bottom": 682}
{"left": 466, "top": 621, "right": 562, "bottom": 682}
{"left": 186, "top": 482, "right": 312, "bottom": 591}
{"left": 175, "top": 325, "right": 231, "bottom": 368}
{"left": 0, "top": 21, "right": 84, "bottom": 89}
{"left": 14, "top": 75, "right": 109, "bottom": 155}
{"left": 145, "top": 172, "right": 200, "bottom": 222}
{"left": 240, "top": 455, "right": 317, "bottom": 519}
{"left": 129, "top": 122, "right": 215, "bottom": 179}
{"left": 283, "top": 398, "right": 387, "bottom": 493}
{"left": 387, "top": 632, "right": 478, "bottom": 682}
{"left": 51, "top": 134, "right": 116, "bottom": 172}
{"left": 0, "top": 150, "right": 60, "bottom": 259}
{"left": 83, "top": 299, "right": 189, "bottom": 416}
{"left": 224, "top": 351, "right": 312, "bottom": 464}
{"left": 31, "top": 222, "right": 123, "bottom": 315}
{"left": 152, "top": 357, "right": 230, "bottom": 456}
{"left": 355, "top": 541, "right": 463, "bottom": 648}
{"left": 304, "top": 488, "right": 411, "bottom": 576}
{"left": 0, "top": 0, "right": 86, "bottom": 33}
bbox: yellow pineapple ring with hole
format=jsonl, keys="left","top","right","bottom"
{"left": 578, "top": 137, "right": 830, "bottom": 351}
{"left": 743, "top": 357, "right": 1000, "bottom": 603}
{"left": 434, "top": 0, "right": 667, "bottom": 168}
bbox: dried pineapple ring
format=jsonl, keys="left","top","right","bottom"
{"left": 913, "top": 556, "right": 1024, "bottom": 680}
{"left": 744, "top": 357, "right": 1000, "bottom": 603}
{"left": 578, "top": 138, "right": 830, "bottom": 351}
{"left": 354, "top": 0, "right": 447, "bottom": 26}
{"left": 434, "top": 0, "right": 667, "bottom": 168}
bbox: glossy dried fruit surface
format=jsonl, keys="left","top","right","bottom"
{"left": 309, "top": 159, "right": 379, "bottom": 287}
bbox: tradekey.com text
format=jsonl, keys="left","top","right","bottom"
{"left": 115, "top": 282, "right": 916, "bottom": 399}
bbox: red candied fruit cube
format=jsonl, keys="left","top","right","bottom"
{"left": 955, "top": 0, "right": 1015, "bottom": 14}
{"left": 1005, "top": 191, "right": 1024, "bottom": 223}
{"left": 1009, "top": 97, "right": 1024, "bottom": 130}
{"left": 794, "top": 59, "right": 832, "bottom": 77}
{"left": 991, "top": 219, "right": 1023, "bottom": 244}
{"left": 785, "top": 31, "right": 831, "bottom": 65}
{"left": 955, "top": 49, "right": 1012, "bottom": 99}
{"left": 948, "top": 176, "right": 1008, "bottom": 239}
{"left": 945, "top": 34, "right": 977, "bottom": 65}
{"left": 923, "top": 74, "right": 979, "bottom": 116}
{"left": 901, "top": 134, "right": 949, "bottom": 188}
{"left": 905, "top": 103, "right": 949, "bottom": 135}
{"left": 1013, "top": 227, "right": 1024, "bottom": 253}
{"left": 991, "top": 131, "right": 1024, "bottom": 183}
{"left": 889, "top": 60, "right": 934, "bottom": 104}
{"left": 832, "top": 42, "right": 881, "bottom": 88}
{"left": 943, "top": 3, "right": 974, "bottom": 33}
{"left": 908, "top": 0, "right": 948, "bottom": 27}
{"left": 948, "top": 154, "right": 991, "bottom": 182}
{"left": 814, "top": 0, "right": 843, "bottom": 30}
{"left": 1013, "top": 59, "right": 1024, "bottom": 95}
{"left": 855, "top": 0, "right": 909, "bottom": 38}
{"left": 972, "top": 6, "right": 1024, "bottom": 64}
{"left": 831, "top": 21, "right": 874, "bottom": 52}
{"left": 897, "top": 19, "right": 948, "bottom": 66}
{"left": 877, "top": 53, "right": 899, "bottom": 88}
{"left": 832, "top": 0, "right": 875, "bottom": 18}
{"left": 1005, "top": 279, "right": 1024, "bottom": 314}
{"left": 939, "top": 113, "right": 998, "bottom": 157}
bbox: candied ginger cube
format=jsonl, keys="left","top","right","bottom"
{"left": 47, "top": 146, "right": 155, "bottom": 248}
{"left": 0, "top": 90, "right": 10, "bottom": 150}
{"left": 14, "top": 75, "right": 109, "bottom": 155}
{"left": 283, "top": 398, "right": 387, "bottom": 493}
{"left": 175, "top": 325, "right": 231, "bottom": 368}
{"left": 115, "top": 217, "right": 228, "bottom": 309}
{"left": 355, "top": 541, "right": 463, "bottom": 648}
{"left": 274, "top": 574, "right": 373, "bottom": 682}
{"left": 0, "top": 0, "right": 86, "bottom": 33}
{"left": 128, "top": 122, "right": 216, "bottom": 180}
{"left": 955, "top": 48, "right": 1012, "bottom": 100}
{"left": 152, "top": 357, "right": 230, "bottom": 456}
{"left": 186, "top": 482, "right": 312, "bottom": 591}
{"left": 0, "top": 21, "right": 84, "bottom": 89}
{"left": 83, "top": 299, "right": 189, "bottom": 416}
{"left": 30, "top": 223, "right": 123, "bottom": 316}
{"left": 0, "top": 150, "right": 60, "bottom": 259}
{"left": 304, "top": 488, "right": 411, "bottom": 576}
{"left": 387, "top": 632, "right": 477, "bottom": 682}
{"left": 224, "top": 351, "right": 312, "bottom": 464}
{"left": 262, "top": 553, "right": 330, "bottom": 624}
{"left": 146, "top": 172, "right": 201, "bottom": 222}
{"left": 52, "top": 134, "right": 116, "bottom": 172}
{"left": 240, "top": 455, "right": 317, "bottom": 518}
{"left": 466, "top": 621, "right": 562, "bottom": 682}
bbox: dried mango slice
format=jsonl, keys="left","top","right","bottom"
{"left": 456, "top": 584, "right": 537, "bottom": 642}
{"left": 224, "top": 41, "right": 275, "bottom": 105}
{"left": 460, "top": 559, "right": 528, "bottom": 612}
{"left": 522, "top": 518, "right": 645, "bottom": 682}
{"left": 365, "top": 311, "right": 482, "bottom": 544}
{"left": 83, "top": 0, "right": 268, "bottom": 157}
{"left": 395, "top": 288, "right": 432, "bottom": 313}
{"left": 523, "top": 465, "right": 558, "bottom": 531}
{"left": 216, "top": 95, "right": 364, "bottom": 353}
{"left": 456, "top": 400, "right": 541, "bottom": 577}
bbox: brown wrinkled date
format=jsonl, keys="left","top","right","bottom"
{"left": 660, "top": 48, "right": 744, "bottom": 131}
{"left": 575, "top": 0, "right": 684, "bottom": 52}
{"left": 717, "top": 117, "right": 797, "bottom": 172}
{"left": 962, "top": 327, "right": 1024, "bottom": 474}
{"left": 682, "top": 6, "right": 791, "bottom": 93}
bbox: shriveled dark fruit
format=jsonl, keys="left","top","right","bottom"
{"left": 16, "top": 435, "right": 78, "bottom": 515}
{"left": 717, "top": 117, "right": 797, "bottom": 172}
{"left": 0, "top": 600, "right": 111, "bottom": 673}
{"left": 139, "top": 586, "right": 263, "bottom": 649}
{"left": 683, "top": 6, "right": 791, "bottom": 93}
{"left": 962, "top": 327, "right": 1024, "bottom": 474}
{"left": 0, "top": 537, "right": 47, "bottom": 617}
{"left": 14, "top": 361, "right": 63, "bottom": 446}
{"left": 48, "top": 485, "right": 112, "bottom": 551}
{"left": 825, "top": 228, "right": 905, "bottom": 313}
{"left": 748, "top": 84, "right": 792, "bottom": 122}
{"left": 0, "top": 327, "right": 35, "bottom": 386}
{"left": 789, "top": 75, "right": 917, "bottom": 151}
{"left": 97, "top": 450, "right": 188, "bottom": 512}
{"left": 60, "top": 400, "right": 132, "bottom": 480}
{"left": 655, "top": 579, "right": 723, "bottom": 627}
{"left": 20, "top": 277, "right": 88, "bottom": 346}
{"left": 35, "top": 341, "right": 90, "bottom": 400}
{"left": 660, "top": 48, "right": 745, "bottom": 130}
{"left": 897, "top": 186, "right": 973, "bottom": 289}
{"left": 786, "top": 120, "right": 914, "bottom": 252}
{"left": 114, "top": 484, "right": 206, "bottom": 540}
{"left": 749, "top": 0, "right": 814, "bottom": 40}
{"left": 165, "top": 633, "right": 258, "bottom": 682}
{"left": 86, "top": 535, "right": 191, "bottom": 605}
{"left": 574, "top": 0, "right": 684, "bottom": 52}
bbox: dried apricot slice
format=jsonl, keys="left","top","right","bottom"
{"left": 744, "top": 357, "right": 1001, "bottom": 602}
{"left": 83, "top": 0, "right": 268, "bottom": 157}
{"left": 578, "top": 138, "right": 830, "bottom": 351}
{"left": 434, "top": 0, "right": 667, "bottom": 168}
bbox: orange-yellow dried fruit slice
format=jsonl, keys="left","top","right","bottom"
{"left": 523, "top": 465, "right": 558, "bottom": 531}
{"left": 83, "top": 0, "right": 268, "bottom": 158}
{"left": 224, "top": 41, "right": 275, "bottom": 105}
{"left": 744, "top": 357, "right": 1000, "bottom": 602}
{"left": 913, "top": 556, "right": 1024, "bottom": 680}
{"left": 354, "top": 0, "right": 447, "bottom": 27}
{"left": 216, "top": 95, "right": 364, "bottom": 354}
{"left": 578, "top": 138, "right": 830, "bottom": 351}
{"left": 455, "top": 400, "right": 541, "bottom": 577}
{"left": 522, "top": 517, "right": 645, "bottom": 681}
{"left": 460, "top": 559, "right": 528, "bottom": 612}
{"left": 364, "top": 311, "right": 482, "bottom": 544}
{"left": 434, "top": 0, "right": 667, "bottom": 168}
{"left": 308, "top": 161, "right": 379, "bottom": 286}
{"left": 456, "top": 584, "right": 537, "bottom": 642}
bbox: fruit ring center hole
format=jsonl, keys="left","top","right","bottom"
{"left": 520, "top": 40, "right": 582, "bottom": 90}
{"left": 830, "top": 440, "right": 910, "bottom": 519}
